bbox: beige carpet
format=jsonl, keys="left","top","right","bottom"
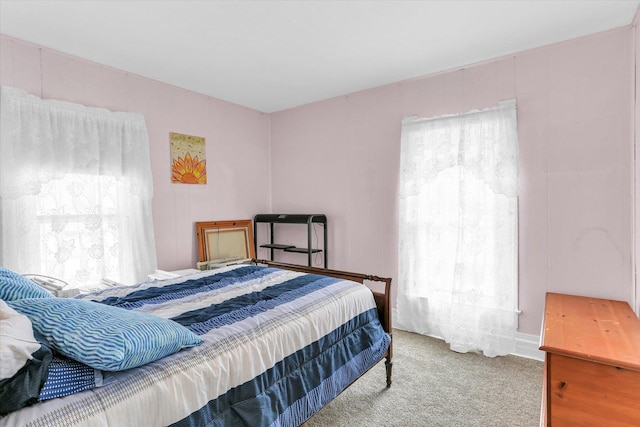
{"left": 303, "top": 329, "right": 543, "bottom": 427}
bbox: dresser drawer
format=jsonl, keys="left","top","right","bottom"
{"left": 540, "top": 293, "right": 640, "bottom": 427}
{"left": 547, "top": 353, "right": 640, "bottom": 426}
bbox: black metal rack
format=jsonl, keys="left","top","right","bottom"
{"left": 253, "top": 214, "right": 327, "bottom": 268}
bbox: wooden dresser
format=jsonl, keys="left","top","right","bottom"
{"left": 539, "top": 292, "right": 640, "bottom": 426}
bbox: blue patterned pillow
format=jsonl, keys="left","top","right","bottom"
{"left": 0, "top": 267, "right": 53, "bottom": 301}
{"left": 39, "top": 356, "right": 112, "bottom": 401}
{"left": 8, "top": 298, "right": 203, "bottom": 371}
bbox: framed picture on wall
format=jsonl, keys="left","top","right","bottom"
{"left": 171, "top": 132, "right": 207, "bottom": 184}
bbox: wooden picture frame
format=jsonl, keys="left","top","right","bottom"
{"left": 196, "top": 219, "right": 255, "bottom": 263}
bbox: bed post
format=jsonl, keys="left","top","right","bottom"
{"left": 251, "top": 259, "right": 393, "bottom": 388}
{"left": 368, "top": 274, "right": 392, "bottom": 388}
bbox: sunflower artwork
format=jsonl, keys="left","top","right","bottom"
{"left": 170, "top": 132, "right": 207, "bottom": 184}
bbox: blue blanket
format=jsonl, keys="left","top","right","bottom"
{"left": 1, "top": 265, "right": 390, "bottom": 427}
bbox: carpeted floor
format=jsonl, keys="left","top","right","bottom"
{"left": 303, "top": 329, "right": 543, "bottom": 427}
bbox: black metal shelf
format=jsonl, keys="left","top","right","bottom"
{"left": 259, "top": 243, "right": 295, "bottom": 250}
{"left": 283, "top": 247, "right": 322, "bottom": 254}
{"left": 254, "top": 214, "right": 327, "bottom": 268}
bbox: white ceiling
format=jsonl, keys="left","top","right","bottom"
{"left": 1, "top": 1, "right": 639, "bottom": 113}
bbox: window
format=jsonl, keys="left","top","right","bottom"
{"left": 34, "top": 174, "right": 122, "bottom": 288}
{"left": 396, "top": 100, "right": 519, "bottom": 357}
{"left": 0, "top": 87, "right": 157, "bottom": 290}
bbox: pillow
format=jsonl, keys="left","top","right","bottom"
{"left": 0, "top": 299, "right": 43, "bottom": 379}
{"left": 38, "top": 355, "right": 113, "bottom": 401}
{"left": 0, "top": 300, "right": 53, "bottom": 415}
{"left": 0, "top": 267, "right": 54, "bottom": 301}
{"left": 0, "top": 300, "right": 112, "bottom": 414}
{"left": 8, "top": 298, "right": 203, "bottom": 371}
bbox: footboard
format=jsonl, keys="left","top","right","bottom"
{"left": 252, "top": 259, "right": 393, "bottom": 387}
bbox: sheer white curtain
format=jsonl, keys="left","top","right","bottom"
{"left": 396, "top": 100, "right": 519, "bottom": 357}
{"left": 0, "top": 86, "right": 157, "bottom": 289}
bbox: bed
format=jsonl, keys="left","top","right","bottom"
{"left": 0, "top": 260, "right": 392, "bottom": 427}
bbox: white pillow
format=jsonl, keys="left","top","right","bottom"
{"left": 0, "top": 299, "right": 41, "bottom": 379}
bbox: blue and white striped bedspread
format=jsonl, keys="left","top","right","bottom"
{"left": 1, "top": 265, "right": 390, "bottom": 427}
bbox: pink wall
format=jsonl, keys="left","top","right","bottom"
{"left": 269, "top": 26, "right": 635, "bottom": 335}
{"left": 635, "top": 10, "right": 640, "bottom": 315}
{"left": 0, "top": 35, "right": 271, "bottom": 272}
{"left": 1, "top": 26, "right": 636, "bottom": 337}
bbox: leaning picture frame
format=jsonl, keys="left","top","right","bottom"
{"left": 195, "top": 219, "right": 255, "bottom": 267}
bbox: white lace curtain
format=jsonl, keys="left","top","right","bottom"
{"left": 396, "top": 100, "right": 519, "bottom": 357}
{"left": 0, "top": 86, "right": 157, "bottom": 289}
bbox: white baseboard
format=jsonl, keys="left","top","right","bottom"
{"left": 514, "top": 332, "right": 544, "bottom": 361}
{"left": 391, "top": 308, "right": 544, "bottom": 361}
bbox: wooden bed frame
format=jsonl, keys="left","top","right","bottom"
{"left": 252, "top": 259, "right": 393, "bottom": 387}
